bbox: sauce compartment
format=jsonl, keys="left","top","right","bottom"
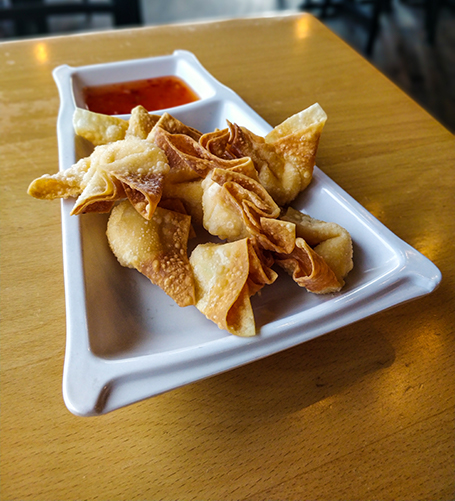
{"left": 70, "top": 50, "right": 217, "bottom": 116}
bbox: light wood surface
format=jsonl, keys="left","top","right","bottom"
{"left": 1, "top": 13, "right": 454, "bottom": 501}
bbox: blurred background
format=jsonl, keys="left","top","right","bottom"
{"left": 1, "top": 0, "right": 454, "bottom": 132}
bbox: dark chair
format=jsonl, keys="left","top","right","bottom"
{"left": 0, "top": 0, "right": 141, "bottom": 38}
{"left": 424, "top": 0, "right": 455, "bottom": 44}
{"left": 300, "top": 0, "right": 392, "bottom": 55}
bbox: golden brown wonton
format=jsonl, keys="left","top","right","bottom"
{"left": 201, "top": 167, "right": 280, "bottom": 242}
{"left": 190, "top": 238, "right": 277, "bottom": 337}
{"left": 227, "top": 103, "right": 327, "bottom": 206}
{"left": 126, "top": 105, "right": 161, "bottom": 140}
{"left": 28, "top": 135, "right": 169, "bottom": 219}
{"left": 73, "top": 107, "right": 129, "bottom": 146}
{"left": 27, "top": 156, "right": 90, "bottom": 200}
{"left": 107, "top": 200, "right": 195, "bottom": 307}
{"left": 281, "top": 207, "right": 353, "bottom": 285}
{"left": 274, "top": 238, "right": 343, "bottom": 294}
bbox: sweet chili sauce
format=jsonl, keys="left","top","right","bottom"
{"left": 83, "top": 75, "right": 199, "bottom": 115}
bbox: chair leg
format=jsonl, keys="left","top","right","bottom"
{"left": 299, "top": 0, "right": 335, "bottom": 17}
{"left": 365, "top": 0, "right": 387, "bottom": 56}
{"left": 12, "top": 0, "right": 48, "bottom": 36}
{"left": 383, "top": 0, "right": 392, "bottom": 12}
{"left": 425, "top": 0, "right": 442, "bottom": 44}
{"left": 321, "top": 0, "right": 335, "bottom": 18}
{"left": 113, "top": 0, "right": 141, "bottom": 26}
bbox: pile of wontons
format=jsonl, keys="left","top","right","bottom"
{"left": 28, "top": 103, "right": 353, "bottom": 337}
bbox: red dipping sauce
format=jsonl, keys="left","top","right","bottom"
{"left": 83, "top": 75, "right": 199, "bottom": 115}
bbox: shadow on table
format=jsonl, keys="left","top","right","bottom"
{"left": 186, "top": 321, "right": 396, "bottom": 419}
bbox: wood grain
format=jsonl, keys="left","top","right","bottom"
{"left": 1, "top": 14, "right": 454, "bottom": 501}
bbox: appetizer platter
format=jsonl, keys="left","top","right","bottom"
{"left": 28, "top": 50, "right": 441, "bottom": 416}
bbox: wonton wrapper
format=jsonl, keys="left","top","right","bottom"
{"left": 190, "top": 238, "right": 276, "bottom": 337}
{"left": 202, "top": 167, "right": 297, "bottom": 254}
{"left": 70, "top": 163, "right": 125, "bottom": 215}
{"left": 73, "top": 108, "right": 129, "bottom": 146}
{"left": 228, "top": 103, "right": 327, "bottom": 205}
{"left": 149, "top": 113, "right": 206, "bottom": 185}
{"left": 275, "top": 238, "right": 342, "bottom": 294}
{"left": 199, "top": 128, "right": 235, "bottom": 159}
{"left": 73, "top": 136, "right": 169, "bottom": 218}
{"left": 148, "top": 112, "right": 202, "bottom": 142}
{"left": 27, "top": 157, "right": 90, "bottom": 200}
{"left": 152, "top": 120, "right": 257, "bottom": 226}
{"left": 28, "top": 134, "right": 169, "bottom": 219}
{"left": 107, "top": 201, "right": 195, "bottom": 307}
{"left": 152, "top": 125, "right": 255, "bottom": 183}
{"left": 151, "top": 128, "right": 210, "bottom": 183}
{"left": 162, "top": 179, "right": 204, "bottom": 226}
{"left": 281, "top": 207, "right": 353, "bottom": 284}
{"left": 125, "top": 105, "right": 161, "bottom": 140}
{"left": 246, "top": 240, "right": 278, "bottom": 296}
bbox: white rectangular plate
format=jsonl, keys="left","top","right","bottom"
{"left": 53, "top": 50, "right": 441, "bottom": 416}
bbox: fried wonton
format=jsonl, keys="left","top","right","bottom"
{"left": 28, "top": 103, "right": 355, "bottom": 337}
{"left": 75, "top": 136, "right": 169, "bottom": 218}
{"left": 281, "top": 207, "right": 353, "bottom": 284}
{"left": 152, "top": 125, "right": 256, "bottom": 183}
{"left": 148, "top": 112, "right": 202, "bottom": 142}
{"left": 107, "top": 200, "right": 195, "bottom": 307}
{"left": 69, "top": 161, "right": 125, "bottom": 215}
{"left": 275, "top": 238, "right": 343, "bottom": 294}
{"left": 27, "top": 156, "right": 90, "bottom": 200}
{"left": 202, "top": 167, "right": 298, "bottom": 254}
{"left": 190, "top": 238, "right": 276, "bottom": 337}
{"left": 125, "top": 105, "right": 161, "bottom": 140}
{"left": 151, "top": 127, "right": 211, "bottom": 182}
{"left": 73, "top": 108, "right": 129, "bottom": 146}
{"left": 161, "top": 179, "right": 204, "bottom": 226}
{"left": 199, "top": 128, "right": 235, "bottom": 159}
{"left": 28, "top": 135, "right": 170, "bottom": 219}
{"left": 272, "top": 208, "right": 353, "bottom": 293}
{"left": 151, "top": 120, "right": 257, "bottom": 226}
{"left": 228, "top": 103, "right": 327, "bottom": 205}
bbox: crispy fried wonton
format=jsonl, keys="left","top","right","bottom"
{"left": 190, "top": 238, "right": 277, "bottom": 337}
{"left": 281, "top": 207, "right": 353, "bottom": 284}
{"left": 274, "top": 238, "right": 343, "bottom": 294}
{"left": 199, "top": 128, "right": 235, "bottom": 159}
{"left": 201, "top": 167, "right": 280, "bottom": 242}
{"left": 73, "top": 108, "right": 129, "bottom": 146}
{"left": 28, "top": 136, "right": 170, "bottom": 219}
{"left": 125, "top": 105, "right": 161, "bottom": 140}
{"left": 227, "top": 103, "right": 327, "bottom": 205}
{"left": 150, "top": 118, "right": 259, "bottom": 227}
{"left": 107, "top": 200, "right": 195, "bottom": 307}
{"left": 149, "top": 112, "right": 202, "bottom": 142}
{"left": 152, "top": 125, "right": 256, "bottom": 182}
{"left": 272, "top": 208, "right": 353, "bottom": 294}
{"left": 27, "top": 156, "right": 90, "bottom": 200}
{"left": 73, "top": 105, "right": 160, "bottom": 146}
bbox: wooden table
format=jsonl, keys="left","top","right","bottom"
{"left": 1, "top": 13, "right": 454, "bottom": 501}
